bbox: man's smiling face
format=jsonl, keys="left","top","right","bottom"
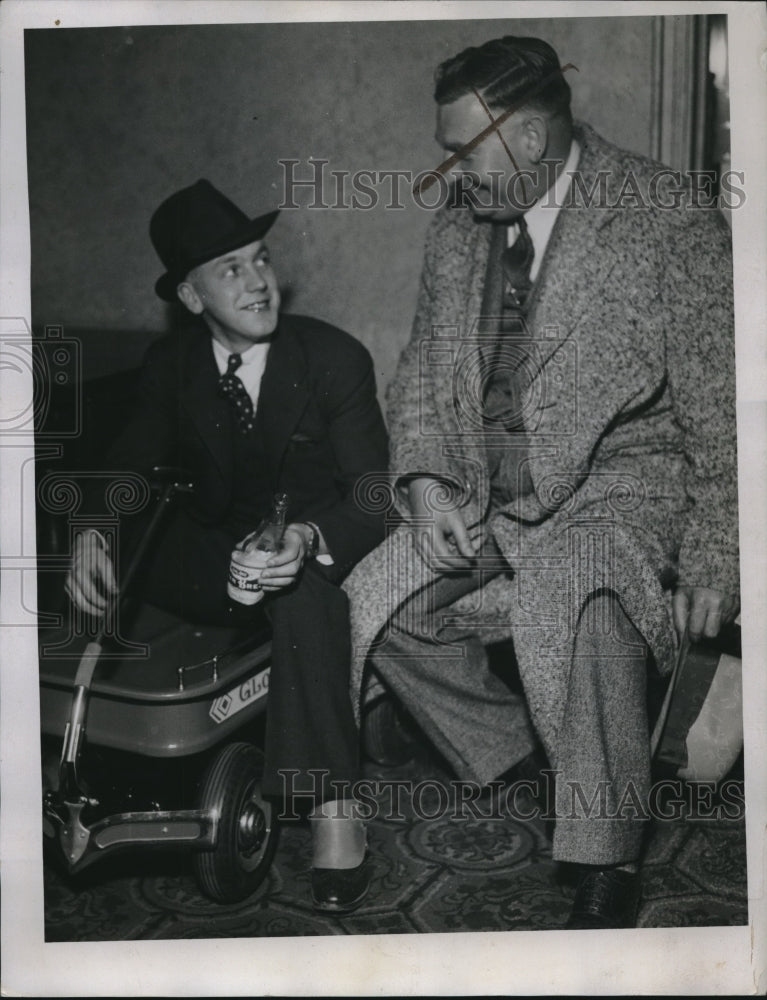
{"left": 178, "top": 239, "right": 281, "bottom": 352}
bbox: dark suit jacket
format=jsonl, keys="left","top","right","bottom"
{"left": 106, "top": 313, "right": 389, "bottom": 580}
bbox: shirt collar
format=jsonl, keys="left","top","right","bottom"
{"left": 518, "top": 138, "right": 581, "bottom": 256}
{"left": 211, "top": 335, "right": 270, "bottom": 372}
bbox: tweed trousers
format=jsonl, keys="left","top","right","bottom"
{"left": 369, "top": 528, "right": 650, "bottom": 865}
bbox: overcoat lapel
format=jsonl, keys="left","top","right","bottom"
{"left": 428, "top": 123, "right": 625, "bottom": 518}
{"left": 515, "top": 206, "right": 620, "bottom": 522}
{"left": 428, "top": 217, "right": 492, "bottom": 480}
{"left": 516, "top": 129, "right": 628, "bottom": 515}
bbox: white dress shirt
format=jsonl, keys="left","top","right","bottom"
{"left": 507, "top": 139, "right": 581, "bottom": 280}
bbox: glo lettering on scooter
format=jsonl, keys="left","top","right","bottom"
{"left": 209, "top": 667, "right": 271, "bottom": 723}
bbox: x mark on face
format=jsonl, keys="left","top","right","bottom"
{"left": 414, "top": 61, "right": 578, "bottom": 195}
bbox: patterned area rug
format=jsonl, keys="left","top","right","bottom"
{"left": 43, "top": 745, "right": 748, "bottom": 941}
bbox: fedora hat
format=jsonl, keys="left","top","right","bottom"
{"left": 150, "top": 179, "right": 279, "bottom": 302}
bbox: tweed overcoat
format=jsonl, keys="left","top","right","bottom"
{"left": 344, "top": 123, "right": 739, "bottom": 767}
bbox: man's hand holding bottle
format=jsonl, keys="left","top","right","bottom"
{"left": 228, "top": 492, "right": 327, "bottom": 604}
{"left": 257, "top": 523, "right": 314, "bottom": 592}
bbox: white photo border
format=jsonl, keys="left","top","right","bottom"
{"left": 1, "top": 1, "right": 765, "bottom": 995}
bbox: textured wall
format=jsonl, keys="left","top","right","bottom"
{"left": 25, "top": 15, "right": 656, "bottom": 390}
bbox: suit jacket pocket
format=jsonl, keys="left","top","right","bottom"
{"left": 288, "top": 432, "right": 318, "bottom": 447}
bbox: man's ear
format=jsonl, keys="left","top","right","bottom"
{"left": 520, "top": 115, "right": 549, "bottom": 165}
{"left": 177, "top": 280, "right": 204, "bottom": 314}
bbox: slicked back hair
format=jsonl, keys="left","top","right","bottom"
{"left": 434, "top": 35, "right": 572, "bottom": 123}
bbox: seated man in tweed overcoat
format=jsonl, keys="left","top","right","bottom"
{"left": 344, "top": 35, "right": 740, "bottom": 929}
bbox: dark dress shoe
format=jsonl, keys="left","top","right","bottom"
{"left": 565, "top": 866, "right": 641, "bottom": 929}
{"left": 311, "top": 853, "right": 372, "bottom": 914}
{"left": 362, "top": 694, "right": 417, "bottom": 766}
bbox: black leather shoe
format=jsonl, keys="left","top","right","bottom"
{"left": 311, "top": 853, "right": 372, "bottom": 914}
{"left": 362, "top": 695, "right": 417, "bottom": 767}
{"left": 565, "top": 866, "right": 641, "bottom": 929}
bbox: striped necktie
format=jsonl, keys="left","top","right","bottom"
{"left": 501, "top": 214, "right": 535, "bottom": 312}
{"left": 482, "top": 216, "right": 536, "bottom": 501}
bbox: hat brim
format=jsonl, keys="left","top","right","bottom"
{"left": 155, "top": 209, "right": 280, "bottom": 302}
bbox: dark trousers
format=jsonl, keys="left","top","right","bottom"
{"left": 135, "top": 509, "right": 360, "bottom": 804}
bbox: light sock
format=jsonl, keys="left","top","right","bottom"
{"left": 310, "top": 798, "right": 367, "bottom": 870}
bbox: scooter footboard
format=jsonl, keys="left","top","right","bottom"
{"left": 45, "top": 801, "right": 218, "bottom": 872}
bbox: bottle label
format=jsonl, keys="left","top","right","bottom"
{"left": 227, "top": 548, "right": 271, "bottom": 605}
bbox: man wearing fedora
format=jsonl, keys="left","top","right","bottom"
{"left": 344, "top": 35, "right": 740, "bottom": 929}
{"left": 66, "top": 179, "right": 389, "bottom": 912}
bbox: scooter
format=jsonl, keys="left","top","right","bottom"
{"left": 40, "top": 468, "right": 279, "bottom": 902}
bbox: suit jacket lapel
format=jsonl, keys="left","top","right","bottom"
{"left": 179, "top": 319, "right": 310, "bottom": 493}
{"left": 254, "top": 318, "right": 311, "bottom": 482}
{"left": 182, "top": 326, "right": 234, "bottom": 485}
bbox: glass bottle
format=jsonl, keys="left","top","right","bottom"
{"left": 227, "top": 492, "right": 289, "bottom": 605}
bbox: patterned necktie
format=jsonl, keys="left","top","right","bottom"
{"left": 218, "top": 353, "right": 255, "bottom": 433}
{"left": 501, "top": 215, "right": 535, "bottom": 312}
{"left": 485, "top": 215, "right": 536, "bottom": 411}
{"left": 483, "top": 215, "right": 536, "bottom": 502}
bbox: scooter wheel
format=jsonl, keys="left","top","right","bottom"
{"left": 194, "top": 742, "right": 278, "bottom": 903}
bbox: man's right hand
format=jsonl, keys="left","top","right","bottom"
{"left": 408, "top": 477, "right": 478, "bottom": 571}
{"left": 65, "top": 529, "right": 118, "bottom": 616}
